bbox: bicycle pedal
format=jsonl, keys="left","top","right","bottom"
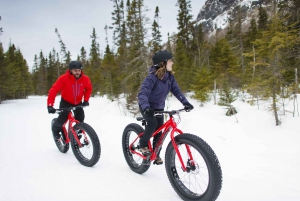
{"left": 153, "top": 160, "right": 163, "bottom": 165}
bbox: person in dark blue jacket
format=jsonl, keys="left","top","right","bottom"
{"left": 137, "top": 50, "right": 194, "bottom": 165}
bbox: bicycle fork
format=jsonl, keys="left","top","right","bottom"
{"left": 170, "top": 129, "right": 194, "bottom": 172}
{"left": 62, "top": 119, "right": 85, "bottom": 148}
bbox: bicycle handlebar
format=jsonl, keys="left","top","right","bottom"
{"left": 154, "top": 108, "right": 188, "bottom": 116}
{"left": 54, "top": 105, "right": 85, "bottom": 113}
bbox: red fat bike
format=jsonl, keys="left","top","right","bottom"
{"left": 122, "top": 109, "right": 222, "bottom": 201}
{"left": 51, "top": 106, "right": 101, "bottom": 167}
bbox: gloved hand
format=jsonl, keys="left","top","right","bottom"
{"left": 144, "top": 107, "right": 155, "bottom": 117}
{"left": 82, "top": 101, "right": 89, "bottom": 107}
{"left": 47, "top": 106, "right": 56, "bottom": 114}
{"left": 184, "top": 103, "right": 194, "bottom": 111}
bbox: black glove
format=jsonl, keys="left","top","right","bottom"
{"left": 144, "top": 107, "right": 155, "bottom": 117}
{"left": 184, "top": 103, "right": 194, "bottom": 111}
{"left": 82, "top": 101, "right": 89, "bottom": 107}
{"left": 47, "top": 106, "right": 56, "bottom": 114}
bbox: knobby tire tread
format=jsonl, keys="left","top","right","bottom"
{"left": 70, "top": 122, "right": 101, "bottom": 167}
{"left": 165, "top": 133, "right": 222, "bottom": 201}
{"left": 122, "top": 123, "right": 151, "bottom": 174}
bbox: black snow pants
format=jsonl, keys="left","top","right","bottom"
{"left": 52, "top": 98, "right": 84, "bottom": 133}
{"left": 139, "top": 106, "right": 164, "bottom": 154}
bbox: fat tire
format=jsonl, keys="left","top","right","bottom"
{"left": 51, "top": 118, "right": 69, "bottom": 153}
{"left": 122, "top": 123, "right": 151, "bottom": 174}
{"left": 70, "top": 122, "right": 101, "bottom": 167}
{"left": 165, "top": 134, "right": 222, "bottom": 201}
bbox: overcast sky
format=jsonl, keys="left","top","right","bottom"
{"left": 0, "top": 0, "right": 205, "bottom": 71}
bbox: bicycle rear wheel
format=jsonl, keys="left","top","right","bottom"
{"left": 70, "top": 122, "right": 101, "bottom": 167}
{"left": 122, "top": 123, "right": 151, "bottom": 174}
{"left": 165, "top": 134, "right": 222, "bottom": 201}
{"left": 51, "top": 118, "right": 69, "bottom": 153}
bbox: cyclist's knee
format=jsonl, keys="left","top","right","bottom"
{"left": 147, "top": 118, "right": 157, "bottom": 128}
{"left": 75, "top": 109, "right": 84, "bottom": 122}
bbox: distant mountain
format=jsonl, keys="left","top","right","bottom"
{"left": 195, "top": 0, "right": 269, "bottom": 37}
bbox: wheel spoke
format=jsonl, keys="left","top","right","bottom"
{"left": 71, "top": 123, "right": 101, "bottom": 167}
{"left": 165, "top": 134, "right": 222, "bottom": 200}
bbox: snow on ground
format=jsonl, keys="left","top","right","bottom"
{"left": 0, "top": 94, "right": 299, "bottom": 201}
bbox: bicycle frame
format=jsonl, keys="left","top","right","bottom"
{"left": 58, "top": 107, "right": 87, "bottom": 148}
{"left": 129, "top": 110, "right": 194, "bottom": 171}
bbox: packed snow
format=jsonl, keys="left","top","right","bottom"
{"left": 0, "top": 94, "right": 299, "bottom": 201}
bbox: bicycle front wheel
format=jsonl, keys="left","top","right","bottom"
{"left": 165, "top": 134, "right": 222, "bottom": 201}
{"left": 70, "top": 122, "right": 101, "bottom": 167}
{"left": 122, "top": 123, "right": 151, "bottom": 174}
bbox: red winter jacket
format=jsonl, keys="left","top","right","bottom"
{"left": 47, "top": 70, "right": 92, "bottom": 106}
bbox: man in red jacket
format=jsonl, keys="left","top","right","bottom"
{"left": 47, "top": 60, "right": 92, "bottom": 139}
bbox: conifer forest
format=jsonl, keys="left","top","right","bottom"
{"left": 0, "top": 0, "right": 299, "bottom": 125}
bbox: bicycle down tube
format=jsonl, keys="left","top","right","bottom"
{"left": 61, "top": 109, "right": 82, "bottom": 147}
{"left": 129, "top": 111, "right": 194, "bottom": 171}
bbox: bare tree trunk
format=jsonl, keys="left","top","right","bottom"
{"left": 110, "top": 74, "right": 113, "bottom": 99}
{"left": 293, "top": 68, "right": 299, "bottom": 117}
{"left": 213, "top": 80, "right": 217, "bottom": 105}
{"left": 251, "top": 45, "right": 256, "bottom": 83}
{"left": 272, "top": 83, "right": 280, "bottom": 126}
{"left": 295, "top": 68, "right": 298, "bottom": 93}
{"left": 240, "top": 36, "right": 245, "bottom": 74}
{"left": 281, "top": 84, "right": 285, "bottom": 115}
{"left": 272, "top": 51, "right": 280, "bottom": 126}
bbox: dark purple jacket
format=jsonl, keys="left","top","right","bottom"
{"left": 138, "top": 66, "right": 190, "bottom": 111}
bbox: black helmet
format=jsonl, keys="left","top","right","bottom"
{"left": 152, "top": 50, "right": 173, "bottom": 65}
{"left": 68, "top": 61, "right": 83, "bottom": 70}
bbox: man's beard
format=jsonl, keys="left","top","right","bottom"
{"left": 73, "top": 73, "right": 81, "bottom": 78}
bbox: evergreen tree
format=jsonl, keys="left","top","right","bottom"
{"left": 5, "top": 44, "right": 20, "bottom": 98}
{"left": 210, "top": 38, "right": 240, "bottom": 89}
{"left": 55, "top": 28, "right": 69, "bottom": 71}
{"left": 233, "top": 6, "right": 246, "bottom": 75}
{"left": 174, "top": 0, "right": 194, "bottom": 92}
{"left": 36, "top": 51, "right": 47, "bottom": 95}
{"left": 47, "top": 51, "right": 57, "bottom": 91}
{"left": 31, "top": 55, "right": 39, "bottom": 95}
{"left": 151, "top": 6, "right": 162, "bottom": 52}
{"left": 176, "top": 0, "right": 193, "bottom": 46}
{"left": 258, "top": 5, "right": 268, "bottom": 31}
{"left": 111, "top": 0, "right": 125, "bottom": 48}
{"left": 245, "top": 17, "right": 258, "bottom": 49}
{"left": 111, "top": 0, "right": 128, "bottom": 96}
{"left": 14, "top": 49, "right": 32, "bottom": 98}
{"left": 218, "top": 78, "right": 238, "bottom": 116}
{"left": 124, "top": 0, "right": 149, "bottom": 113}
{"left": 190, "top": 23, "right": 205, "bottom": 69}
{"left": 102, "top": 44, "right": 121, "bottom": 99}
{"left": 191, "top": 67, "right": 213, "bottom": 105}
{"left": 0, "top": 43, "right": 12, "bottom": 102}
{"left": 87, "top": 28, "right": 102, "bottom": 95}
{"left": 79, "top": 46, "right": 88, "bottom": 67}
{"left": 252, "top": 13, "right": 299, "bottom": 125}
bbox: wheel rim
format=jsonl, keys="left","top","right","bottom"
{"left": 73, "top": 132, "right": 94, "bottom": 161}
{"left": 170, "top": 143, "right": 209, "bottom": 198}
{"left": 125, "top": 130, "right": 143, "bottom": 167}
